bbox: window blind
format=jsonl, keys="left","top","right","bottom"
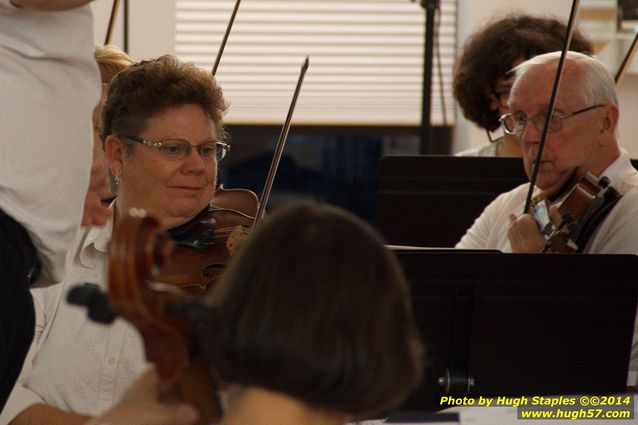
{"left": 175, "top": 0, "right": 456, "bottom": 126}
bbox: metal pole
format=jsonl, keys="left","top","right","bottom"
{"left": 123, "top": 0, "right": 129, "bottom": 53}
{"left": 419, "top": 0, "right": 439, "bottom": 154}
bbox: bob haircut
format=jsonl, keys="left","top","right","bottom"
{"left": 453, "top": 14, "right": 593, "bottom": 132}
{"left": 100, "top": 54, "right": 227, "bottom": 145}
{"left": 207, "top": 202, "right": 424, "bottom": 419}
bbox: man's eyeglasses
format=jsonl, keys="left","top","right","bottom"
{"left": 123, "top": 135, "right": 230, "bottom": 162}
{"left": 499, "top": 104, "right": 605, "bottom": 137}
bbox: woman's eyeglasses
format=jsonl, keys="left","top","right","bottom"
{"left": 123, "top": 135, "right": 230, "bottom": 162}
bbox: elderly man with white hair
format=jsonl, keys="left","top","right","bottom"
{"left": 456, "top": 50, "right": 638, "bottom": 386}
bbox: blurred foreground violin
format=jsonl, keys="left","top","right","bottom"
{"left": 108, "top": 209, "right": 221, "bottom": 424}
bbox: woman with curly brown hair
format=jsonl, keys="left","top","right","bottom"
{"left": 1, "top": 55, "right": 230, "bottom": 425}
{"left": 454, "top": 14, "right": 593, "bottom": 157}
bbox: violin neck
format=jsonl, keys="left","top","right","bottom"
{"left": 172, "top": 359, "right": 223, "bottom": 425}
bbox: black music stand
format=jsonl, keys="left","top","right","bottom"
{"left": 392, "top": 250, "right": 638, "bottom": 411}
{"left": 378, "top": 156, "right": 528, "bottom": 247}
{"left": 378, "top": 155, "right": 638, "bottom": 248}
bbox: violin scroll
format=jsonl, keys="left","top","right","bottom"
{"left": 108, "top": 209, "right": 221, "bottom": 425}
{"left": 108, "top": 210, "right": 189, "bottom": 382}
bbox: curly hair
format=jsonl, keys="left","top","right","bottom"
{"left": 453, "top": 15, "right": 593, "bottom": 132}
{"left": 101, "top": 54, "right": 227, "bottom": 143}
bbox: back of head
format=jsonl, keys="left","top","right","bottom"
{"left": 100, "top": 54, "right": 227, "bottom": 143}
{"left": 512, "top": 51, "right": 618, "bottom": 107}
{"left": 453, "top": 14, "right": 593, "bottom": 131}
{"left": 207, "top": 202, "right": 424, "bottom": 419}
{"left": 94, "top": 44, "right": 134, "bottom": 86}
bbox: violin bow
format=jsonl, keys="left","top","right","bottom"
{"left": 615, "top": 30, "right": 638, "bottom": 86}
{"left": 104, "top": 0, "right": 121, "bottom": 45}
{"left": 252, "top": 57, "right": 310, "bottom": 228}
{"left": 212, "top": 0, "right": 242, "bottom": 76}
{"left": 523, "top": 0, "right": 580, "bottom": 213}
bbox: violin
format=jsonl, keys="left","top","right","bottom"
{"left": 158, "top": 186, "right": 258, "bottom": 297}
{"left": 531, "top": 171, "right": 621, "bottom": 253}
{"left": 108, "top": 210, "right": 221, "bottom": 425}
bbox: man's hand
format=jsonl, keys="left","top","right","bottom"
{"left": 82, "top": 190, "right": 112, "bottom": 226}
{"left": 84, "top": 368, "right": 199, "bottom": 425}
{"left": 508, "top": 213, "right": 547, "bottom": 253}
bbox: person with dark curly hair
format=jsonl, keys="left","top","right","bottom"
{"left": 454, "top": 14, "right": 593, "bottom": 156}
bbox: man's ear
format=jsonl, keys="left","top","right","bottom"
{"left": 602, "top": 104, "right": 619, "bottom": 133}
{"left": 104, "top": 135, "right": 124, "bottom": 178}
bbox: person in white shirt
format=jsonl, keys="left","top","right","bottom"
{"left": 0, "top": 216, "right": 148, "bottom": 425}
{"left": 456, "top": 51, "right": 638, "bottom": 385}
{"left": 2, "top": 54, "right": 230, "bottom": 425}
{"left": 0, "top": 0, "right": 106, "bottom": 413}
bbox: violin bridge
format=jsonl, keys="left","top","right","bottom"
{"left": 226, "top": 225, "right": 245, "bottom": 255}
{"left": 531, "top": 200, "right": 554, "bottom": 239}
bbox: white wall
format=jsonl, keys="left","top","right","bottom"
{"left": 90, "top": 0, "right": 124, "bottom": 52}
{"left": 90, "top": 0, "right": 175, "bottom": 62}
{"left": 90, "top": 0, "right": 638, "bottom": 157}
{"left": 618, "top": 74, "right": 638, "bottom": 158}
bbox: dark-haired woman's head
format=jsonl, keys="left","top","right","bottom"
{"left": 208, "top": 202, "right": 424, "bottom": 419}
{"left": 453, "top": 14, "right": 593, "bottom": 132}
